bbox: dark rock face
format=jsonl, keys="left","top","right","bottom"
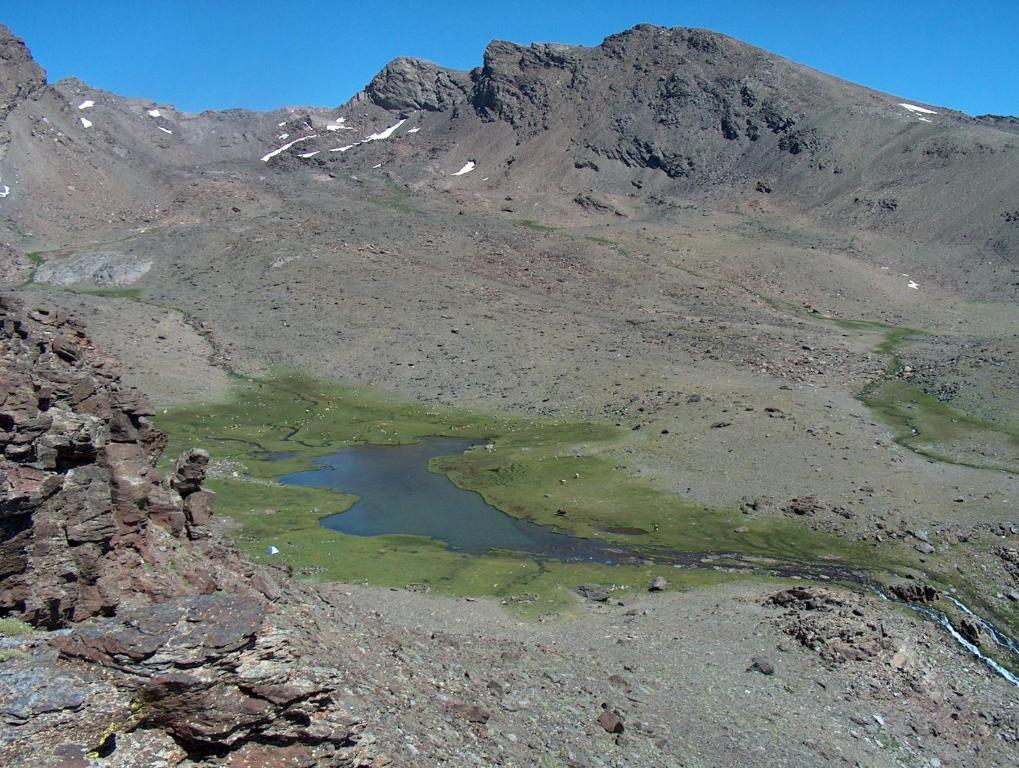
{"left": 465, "top": 26, "right": 827, "bottom": 175}
{"left": 0, "top": 296, "right": 230, "bottom": 626}
{"left": 364, "top": 56, "right": 470, "bottom": 112}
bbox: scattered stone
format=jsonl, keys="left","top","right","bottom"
{"left": 783, "top": 496, "right": 827, "bottom": 516}
{"left": 450, "top": 703, "right": 491, "bottom": 724}
{"left": 748, "top": 657, "right": 775, "bottom": 675}
{"left": 648, "top": 576, "right": 668, "bottom": 592}
{"left": 959, "top": 620, "right": 981, "bottom": 647}
{"left": 597, "top": 709, "right": 625, "bottom": 734}
{"left": 889, "top": 582, "right": 940, "bottom": 603}
{"left": 576, "top": 584, "right": 610, "bottom": 602}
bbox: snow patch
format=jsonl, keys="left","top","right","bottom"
{"left": 147, "top": 108, "right": 161, "bottom": 117}
{"left": 80, "top": 117, "right": 93, "bottom": 129}
{"left": 452, "top": 161, "right": 476, "bottom": 176}
{"left": 330, "top": 144, "right": 358, "bottom": 153}
{"left": 372, "top": 163, "right": 382, "bottom": 169}
{"left": 907, "top": 280, "right": 919, "bottom": 290}
{"left": 899, "top": 103, "right": 937, "bottom": 115}
{"left": 298, "top": 151, "right": 320, "bottom": 158}
{"left": 157, "top": 126, "right": 173, "bottom": 135}
{"left": 260, "top": 134, "right": 318, "bottom": 162}
{"left": 78, "top": 100, "right": 94, "bottom": 110}
{"left": 277, "top": 133, "right": 289, "bottom": 140}
{"left": 364, "top": 118, "right": 406, "bottom": 142}
{"left": 278, "top": 121, "right": 287, "bottom": 127}
{"left": 407, "top": 126, "right": 421, "bottom": 134}
{"left": 0, "top": 185, "right": 10, "bottom": 198}
{"left": 918, "top": 116, "right": 933, "bottom": 123}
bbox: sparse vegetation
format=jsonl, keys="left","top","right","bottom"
{"left": 0, "top": 617, "right": 33, "bottom": 637}
{"left": 517, "top": 218, "right": 557, "bottom": 232}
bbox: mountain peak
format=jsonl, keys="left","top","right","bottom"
{"left": 363, "top": 55, "right": 470, "bottom": 112}
{"left": 0, "top": 24, "right": 47, "bottom": 113}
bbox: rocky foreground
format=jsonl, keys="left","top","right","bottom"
{"left": 1, "top": 294, "right": 1017, "bottom": 768}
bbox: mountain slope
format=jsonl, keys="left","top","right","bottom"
{"left": 1, "top": 23, "right": 1017, "bottom": 266}
{"left": 335, "top": 25, "right": 1019, "bottom": 258}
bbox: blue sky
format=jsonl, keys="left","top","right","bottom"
{"left": 4, "top": 1, "right": 1017, "bottom": 115}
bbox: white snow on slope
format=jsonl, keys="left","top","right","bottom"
{"left": 157, "top": 126, "right": 173, "bottom": 135}
{"left": 364, "top": 118, "right": 406, "bottom": 141}
{"left": 147, "top": 108, "right": 161, "bottom": 117}
{"left": 918, "top": 116, "right": 933, "bottom": 123}
{"left": 260, "top": 134, "right": 317, "bottom": 162}
{"left": 907, "top": 280, "right": 919, "bottom": 290}
{"left": 407, "top": 126, "right": 421, "bottom": 134}
{"left": 452, "top": 161, "right": 476, "bottom": 176}
{"left": 78, "top": 100, "right": 94, "bottom": 110}
{"left": 278, "top": 121, "right": 286, "bottom": 127}
{"left": 277, "top": 133, "right": 289, "bottom": 140}
{"left": 80, "top": 117, "right": 93, "bottom": 129}
{"left": 298, "top": 151, "right": 320, "bottom": 158}
{"left": 899, "top": 103, "right": 937, "bottom": 115}
{"left": 0, "top": 185, "right": 10, "bottom": 198}
{"left": 330, "top": 144, "right": 357, "bottom": 152}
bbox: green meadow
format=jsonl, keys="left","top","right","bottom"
{"left": 157, "top": 372, "right": 910, "bottom": 615}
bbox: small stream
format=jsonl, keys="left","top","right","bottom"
{"left": 874, "top": 589, "right": 1019, "bottom": 687}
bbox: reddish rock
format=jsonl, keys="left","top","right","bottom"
{"left": 0, "top": 296, "right": 230, "bottom": 627}
{"left": 449, "top": 702, "right": 491, "bottom": 724}
{"left": 597, "top": 709, "right": 625, "bottom": 734}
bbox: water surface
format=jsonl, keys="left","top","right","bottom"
{"left": 279, "top": 437, "right": 634, "bottom": 561}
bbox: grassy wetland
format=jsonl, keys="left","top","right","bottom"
{"left": 157, "top": 372, "right": 918, "bottom": 617}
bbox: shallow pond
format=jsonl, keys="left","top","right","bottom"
{"left": 279, "top": 437, "right": 638, "bottom": 562}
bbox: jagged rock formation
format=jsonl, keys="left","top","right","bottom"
{"left": 0, "top": 296, "right": 364, "bottom": 765}
{"left": 0, "top": 296, "right": 232, "bottom": 625}
{"left": 362, "top": 56, "right": 470, "bottom": 112}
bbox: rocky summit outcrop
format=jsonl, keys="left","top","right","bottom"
{"left": 362, "top": 56, "right": 470, "bottom": 112}
{"left": 0, "top": 25, "right": 45, "bottom": 164}
{"left": 0, "top": 27, "right": 46, "bottom": 112}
